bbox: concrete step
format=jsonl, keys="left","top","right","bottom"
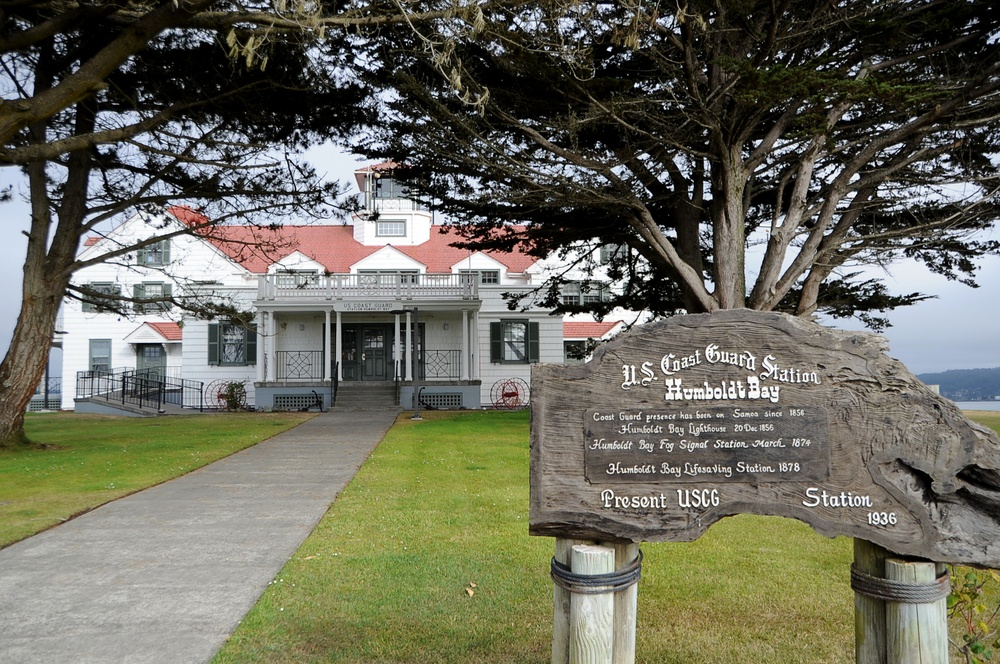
{"left": 333, "top": 383, "right": 399, "bottom": 411}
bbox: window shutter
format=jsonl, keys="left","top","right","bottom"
{"left": 528, "top": 322, "right": 540, "bottom": 363}
{"left": 490, "top": 322, "right": 502, "bottom": 363}
{"left": 245, "top": 324, "right": 257, "bottom": 365}
{"left": 163, "top": 283, "right": 173, "bottom": 311}
{"left": 208, "top": 323, "right": 220, "bottom": 365}
{"left": 133, "top": 283, "right": 145, "bottom": 313}
{"left": 161, "top": 240, "right": 171, "bottom": 265}
{"left": 136, "top": 247, "right": 147, "bottom": 265}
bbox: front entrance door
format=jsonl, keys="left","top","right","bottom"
{"left": 136, "top": 344, "right": 166, "bottom": 380}
{"left": 361, "top": 327, "right": 387, "bottom": 380}
{"left": 341, "top": 325, "right": 389, "bottom": 381}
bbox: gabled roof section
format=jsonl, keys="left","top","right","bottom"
{"left": 203, "top": 224, "right": 539, "bottom": 275}
{"left": 124, "top": 322, "right": 183, "bottom": 344}
{"left": 563, "top": 320, "right": 623, "bottom": 340}
{"left": 352, "top": 245, "right": 427, "bottom": 272}
{"left": 269, "top": 251, "right": 326, "bottom": 273}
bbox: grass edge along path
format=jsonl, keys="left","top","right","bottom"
{"left": 213, "top": 409, "right": 863, "bottom": 664}
{"left": 0, "top": 411, "right": 315, "bottom": 549}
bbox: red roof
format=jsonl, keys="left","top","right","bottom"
{"left": 203, "top": 224, "right": 538, "bottom": 275}
{"left": 146, "top": 322, "right": 183, "bottom": 341}
{"left": 564, "top": 321, "right": 622, "bottom": 340}
{"left": 354, "top": 161, "right": 403, "bottom": 192}
{"left": 167, "top": 205, "right": 210, "bottom": 227}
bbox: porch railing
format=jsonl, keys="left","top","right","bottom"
{"left": 421, "top": 350, "right": 463, "bottom": 379}
{"left": 272, "top": 349, "right": 465, "bottom": 381}
{"left": 258, "top": 272, "right": 478, "bottom": 301}
{"left": 276, "top": 350, "right": 325, "bottom": 380}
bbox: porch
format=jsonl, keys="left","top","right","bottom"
{"left": 253, "top": 281, "right": 484, "bottom": 409}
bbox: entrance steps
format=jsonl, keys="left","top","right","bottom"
{"left": 333, "top": 382, "right": 400, "bottom": 411}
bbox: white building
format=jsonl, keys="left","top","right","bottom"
{"left": 58, "top": 163, "right": 626, "bottom": 413}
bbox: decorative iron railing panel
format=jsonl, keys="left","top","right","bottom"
{"left": 276, "top": 350, "right": 326, "bottom": 380}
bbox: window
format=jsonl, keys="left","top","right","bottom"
{"left": 559, "top": 282, "right": 609, "bottom": 307}
{"left": 89, "top": 339, "right": 112, "bottom": 372}
{"left": 275, "top": 270, "right": 319, "bottom": 287}
{"left": 564, "top": 340, "right": 588, "bottom": 364}
{"left": 136, "top": 240, "right": 171, "bottom": 266}
{"left": 490, "top": 320, "right": 540, "bottom": 364}
{"left": 81, "top": 282, "right": 122, "bottom": 313}
{"left": 358, "top": 270, "right": 418, "bottom": 284}
{"left": 208, "top": 322, "right": 257, "bottom": 366}
{"left": 460, "top": 270, "right": 500, "bottom": 284}
{"left": 599, "top": 243, "right": 626, "bottom": 265}
{"left": 374, "top": 176, "right": 410, "bottom": 199}
{"left": 375, "top": 219, "right": 406, "bottom": 237}
{"left": 133, "top": 282, "right": 173, "bottom": 313}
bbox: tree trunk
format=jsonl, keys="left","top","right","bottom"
{"left": 0, "top": 270, "right": 67, "bottom": 448}
{"left": 0, "top": 70, "right": 87, "bottom": 449}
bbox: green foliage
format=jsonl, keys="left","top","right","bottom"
{"left": 949, "top": 412, "right": 1000, "bottom": 663}
{"left": 217, "top": 380, "right": 250, "bottom": 411}
{"left": 354, "top": 0, "right": 1000, "bottom": 323}
{"left": 949, "top": 568, "right": 1000, "bottom": 664}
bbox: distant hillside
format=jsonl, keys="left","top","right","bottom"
{"left": 917, "top": 367, "right": 1000, "bottom": 401}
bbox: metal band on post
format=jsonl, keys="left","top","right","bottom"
{"left": 850, "top": 563, "right": 951, "bottom": 604}
{"left": 550, "top": 550, "right": 643, "bottom": 595}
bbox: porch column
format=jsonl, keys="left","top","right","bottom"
{"left": 404, "top": 311, "right": 413, "bottom": 381}
{"left": 266, "top": 311, "right": 276, "bottom": 382}
{"left": 335, "top": 310, "right": 343, "bottom": 381}
{"left": 256, "top": 310, "right": 267, "bottom": 384}
{"left": 394, "top": 313, "right": 402, "bottom": 379}
{"left": 471, "top": 310, "right": 480, "bottom": 380}
{"left": 324, "top": 309, "right": 331, "bottom": 381}
{"left": 461, "top": 309, "right": 470, "bottom": 381}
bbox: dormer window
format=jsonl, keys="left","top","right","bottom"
{"left": 376, "top": 219, "right": 406, "bottom": 237}
{"left": 137, "top": 239, "right": 170, "bottom": 266}
{"left": 275, "top": 269, "right": 319, "bottom": 287}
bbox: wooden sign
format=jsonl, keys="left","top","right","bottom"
{"left": 530, "top": 310, "right": 1000, "bottom": 566}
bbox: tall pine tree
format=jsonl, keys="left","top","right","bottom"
{"left": 353, "top": 0, "right": 1000, "bottom": 325}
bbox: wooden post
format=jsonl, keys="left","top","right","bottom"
{"left": 885, "top": 559, "right": 948, "bottom": 664}
{"left": 613, "top": 543, "right": 639, "bottom": 664}
{"left": 570, "top": 544, "right": 615, "bottom": 664}
{"left": 553, "top": 538, "right": 595, "bottom": 664}
{"left": 855, "top": 539, "right": 889, "bottom": 664}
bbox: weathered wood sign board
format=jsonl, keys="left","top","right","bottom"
{"left": 530, "top": 310, "right": 1000, "bottom": 566}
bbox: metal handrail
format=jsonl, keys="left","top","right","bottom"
{"left": 76, "top": 369, "right": 205, "bottom": 412}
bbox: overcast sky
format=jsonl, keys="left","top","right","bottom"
{"left": 1, "top": 153, "right": 998, "bottom": 377}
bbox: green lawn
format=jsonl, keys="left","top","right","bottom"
{"left": 0, "top": 412, "right": 314, "bottom": 548}
{"left": 213, "top": 410, "right": 858, "bottom": 663}
{"left": 6, "top": 408, "right": 999, "bottom": 662}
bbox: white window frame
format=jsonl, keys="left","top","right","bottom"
{"left": 460, "top": 269, "right": 500, "bottom": 284}
{"left": 375, "top": 219, "right": 406, "bottom": 237}
{"left": 89, "top": 339, "right": 112, "bottom": 372}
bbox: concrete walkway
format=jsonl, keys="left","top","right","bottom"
{"left": 0, "top": 409, "right": 399, "bottom": 664}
